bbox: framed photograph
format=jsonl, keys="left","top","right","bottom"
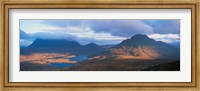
{"left": 1, "top": 0, "right": 199, "bottom": 91}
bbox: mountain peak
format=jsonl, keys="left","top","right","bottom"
{"left": 130, "top": 34, "right": 149, "bottom": 40}
{"left": 115, "top": 34, "right": 155, "bottom": 48}
{"left": 20, "top": 30, "right": 30, "bottom": 39}
{"left": 77, "top": 42, "right": 104, "bottom": 55}
{"left": 96, "top": 34, "right": 180, "bottom": 60}
{"left": 86, "top": 42, "right": 97, "bottom": 46}
{"left": 85, "top": 42, "right": 101, "bottom": 48}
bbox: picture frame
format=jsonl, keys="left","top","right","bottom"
{"left": 0, "top": 0, "right": 199, "bottom": 91}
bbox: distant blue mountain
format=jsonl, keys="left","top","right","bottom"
{"left": 170, "top": 42, "right": 180, "bottom": 48}
{"left": 100, "top": 44, "right": 115, "bottom": 49}
{"left": 29, "top": 38, "right": 81, "bottom": 48}
{"left": 20, "top": 30, "right": 30, "bottom": 39}
{"left": 21, "top": 38, "right": 81, "bottom": 54}
{"left": 21, "top": 38, "right": 105, "bottom": 55}
{"left": 76, "top": 43, "right": 105, "bottom": 55}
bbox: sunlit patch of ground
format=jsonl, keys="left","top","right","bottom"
{"left": 88, "top": 55, "right": 154, "bottom": 61}
{"left": 114, "top": 55, "right": 155, "bottom": 60}
{"left": 20, "top": 53, "right": 76, "bottom": 64}
{"left": 20, "top": 53, "right": 180, "bottom": 71}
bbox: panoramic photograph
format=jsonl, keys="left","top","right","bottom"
{"left": 20, "top": 20, "right": 180, "bottom": 71}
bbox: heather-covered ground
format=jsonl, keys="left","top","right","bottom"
{"left": 64, "top": 58, "right": 180, "bottom": 71}
{"left": 20, "top": 57, "right": 180, "bottom": 71}
{"left": 20, "top": 53, "right": 77, "bottom": 64}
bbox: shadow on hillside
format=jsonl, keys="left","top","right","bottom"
{"left": 20, "top": 59, "right": 180, "bottom": 71}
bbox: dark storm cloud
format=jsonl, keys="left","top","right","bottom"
{"left": 42, "top": 20, "right": 179, "bottom": 38}
{"left": 142, "top": 20, "right": 180, "bottom": 34}
{"left": 89, "top": 20, "right": 154, "bottom": 37}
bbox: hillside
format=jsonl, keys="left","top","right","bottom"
{"left": 90, "top": 34, "right": 180, "bottom": 60}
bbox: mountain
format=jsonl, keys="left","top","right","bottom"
{"left": 20, "top": 30, "right": 30, "bottom": 39}
{"left": 77, "top": 43, "right": 105, "bottom": 55}
{"left": 21, "top": 39, "right": 105, "bottom": 55}
{"left": 28, "top": 38, "right": 80, "bottom": 48}
{"left": 100, "top": 44, "right": 116, "bottom": 49}
{"left": 21, "top": 38, "right": 81, "bottom": 54}
{"left": 21, "top": 34, "right": 180, "bottom": 60}
{"left": 91, "top": 34, "right": 180, "bottom": 60}
{"left": 170, "top": 42, "right": 180, "bottom": 48}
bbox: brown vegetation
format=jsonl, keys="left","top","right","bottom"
{"left": 20, "top": 53, "right": 76, "bottom": 64}
{"left": 110, "top": 46, "right": 160, "bottom": 59}
{"left": 64, "top": 58, "right": 179, "bottom": 71}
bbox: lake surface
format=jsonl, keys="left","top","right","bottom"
{"left": 69, "top": 54, "right": 88, "bottom": 62}
{"left": 48, "top": 54, "right": 88, "bottom": 68}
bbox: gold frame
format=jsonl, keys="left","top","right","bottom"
{"left": 0, "top": 0, "right": 199, "bottom": 91}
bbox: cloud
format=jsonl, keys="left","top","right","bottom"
{"left": 24, "top": 30, "right": 125, "bottom": 45}
{"left": 35, "top": 20, "right": 155, "bottom": 37}
{"left": 64, "top": 26, "right": 126, "bottom": 41}
{"left": 20, "top": 20, "right": 127, "bottom": 42}
{"left": 143, "top": 20, "right": 180, "bottom": 34}
{"left": 42, "top": 20, "right": 86, "bottom": 27}
{"left": 20, "top": 39, "right": 33, "bottom": 47}
{"left": 27, "top": 26, "right": 126, "bottom": 44}
{"left": 148, "top": 34, "right": 179, "bottom": 39}
{"left": 90, "top": 20, "right": 154, "bottom": 37}
{"left": 20, "top": 20, "right": 180, "bottom": 45}
{"left": 20, "top": 19, "right": 180, "bottom": 37}
{"left": 148, "top": 34, "right": 180, "bottom": 43}
{"left": 20, "top": 20, "right": 65, "bottom": 33}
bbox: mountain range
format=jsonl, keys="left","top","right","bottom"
{"left": 21, "top": 38, "right": 105, "bottom": 55}
{"left": 21, "top": 34, "right": 180, "bottom": 60}
{"left": 91, "top": 34, "right": 179, "bottom": 60}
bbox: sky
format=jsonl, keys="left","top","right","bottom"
{"left": 20, "top": 20, "right": 180, "bottom": 47}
